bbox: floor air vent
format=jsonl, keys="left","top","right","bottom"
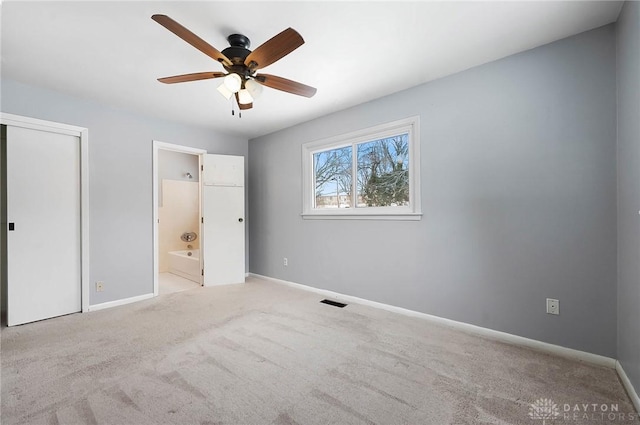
{"left": 320, "top": 299, "right": 347, "bottom": 308}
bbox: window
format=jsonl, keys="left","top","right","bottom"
{"left": 302, "top": 116, "right": 421, "bottom": 220}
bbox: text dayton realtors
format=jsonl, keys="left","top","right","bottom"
{"left": 562, "top": 403, "right": 638, "bottom": 422}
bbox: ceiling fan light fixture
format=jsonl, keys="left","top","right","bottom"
{"left": 152, "top": 15, "right": 317, "bottom": 113}
{"left": 238, "top": 88, "right": 253, "bottom": 105}
{"left": 217, "top": 83, "right": 233, "bottom": 100}
{"left": 245, "top": 79, "right": 263, "bottom": 99}
{"left": 223, "top": 73, "right": 242, "bottom": 93}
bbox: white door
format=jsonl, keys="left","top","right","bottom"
{"left": 202, "top": 154, "right": 245, "bottom": 286}
{"left": 6, "top": 126, "right": 82, "bottom": 326}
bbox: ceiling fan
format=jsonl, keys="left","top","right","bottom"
{"left": 151, "top": 14, "right": 317, "bottom": 112}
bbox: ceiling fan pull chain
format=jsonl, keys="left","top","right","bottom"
{"left": 230, "top": 95, "right": 241, "bottom": 118}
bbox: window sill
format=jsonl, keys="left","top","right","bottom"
{"left": 301, "top": 211, "right": 422, "bottom": 221}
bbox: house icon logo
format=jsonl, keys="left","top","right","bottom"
{"left": 529, "top": 398, "right": 560, "bottom": 424}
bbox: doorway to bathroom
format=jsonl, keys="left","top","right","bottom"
{"left": 153, "top": 142, "right": 205, "bottom": 295}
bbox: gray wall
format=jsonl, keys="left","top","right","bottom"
{"left": 1, "top": 79, "right": 248, "bottom": 305}
{"left": 249, "top": 25, "right": 618, "bottom": 357}
{"left": 616, "top": 0, "right": 640, "bottom": 395}
{"left": 157, "top": 149, "right": 200, "bottom": 207}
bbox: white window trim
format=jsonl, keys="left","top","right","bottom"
{"left": 302, "top": 116, "right": 421, "bottom": 220}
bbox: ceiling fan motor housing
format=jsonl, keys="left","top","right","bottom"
{"left": 222, "top": 34, "right": 252, "bottom": 67}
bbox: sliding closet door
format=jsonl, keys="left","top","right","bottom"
{"left": 6, "top": 126, "right": 81, "bottom": 326}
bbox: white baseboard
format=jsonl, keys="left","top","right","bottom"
{"left": 616, "top": 361, "right": 640, "bottom": 414}
{"left": 250, "top": 273, "right": 616, "bottom": 369}
{"left": 87, "top": 293, "right": 154, "bottom": 312}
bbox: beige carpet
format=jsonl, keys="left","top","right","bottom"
{"left": 1, "top": 277, "right": 637, "bottom": 425}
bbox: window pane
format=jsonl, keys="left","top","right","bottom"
{"left": 356, "top": 134, "right": 409, "bottom": 208}
{"left": 313, "top": 146, "right": 353, "bottom": 209}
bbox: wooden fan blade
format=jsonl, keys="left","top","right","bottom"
{"left": 255, "top": 74, "right": 317, "bottom": 98}
{"left": 152, "top": 14, "right": 232, "bottom": 67}
{"left": 158, "top": 72, "right": 226, "bottom": 84}
{"left": 244, "top": 28, "right": 304, "bottom": 70}
{"left": 235, "top": 92, "right": 253, "bottom": 110}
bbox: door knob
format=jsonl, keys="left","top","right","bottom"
{"left": 8, "top": 223, "right": 15, "bottom": 231}
{"left": 238, "top": 218, "right": 243, "bottom": 222}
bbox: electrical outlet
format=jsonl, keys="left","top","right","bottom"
{"left": 96, "top": 281, "right": 104, "bottom": 292}
{"left": 283, "top": 257, "right": 288, "bottom": 267}
{"left": 546, "top": 298, "right": 559, "bottom": 315}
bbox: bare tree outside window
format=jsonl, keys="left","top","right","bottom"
{"left": 312, "top": 134, "right": 410, "bottom": 209}
{"left": 313, "top": 146, "right": 352, "bottom": 208}
{"left": 356, "top": 134, "right": 409, "bottom": 207}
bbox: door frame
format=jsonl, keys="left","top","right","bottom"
{"left": 1, "top": 112, "right": 90, "bottom": 312}
{"left": 152, "top": 140, "right": 206, "bottom": 296}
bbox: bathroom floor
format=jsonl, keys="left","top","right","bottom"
{"left": 159, "top": 272, "right": 201, "bottom": 295}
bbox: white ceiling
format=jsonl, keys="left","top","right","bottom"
{"left": 1, "top": 1, "right": 623, "bottom": 139}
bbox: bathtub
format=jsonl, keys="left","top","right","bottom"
{"left": 168, "top": 249, "right": 200, "bottom": 283}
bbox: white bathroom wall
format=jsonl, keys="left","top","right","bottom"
{"left": 158, "top": 180, "right": 200, "bottom": 272}
{"left": 158, "top": 150, "right": 201, "bottom": 273}
{"left": 158, "top": 150, "right": 199, "bottom": 207}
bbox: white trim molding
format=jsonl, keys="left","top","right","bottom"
{"left": 1, "top": 112, "right": 90, "bottom": 312}
{"left": 87, "top": 293, "right": 154, "bottom": 312}
{"left": 617, "top": 361, "right": 640, "bottom": 414}
{"left": 0, "top": 113, "right": 85, "bottom": 137}
{"left": 250, "top": 273, "right": 616, "bottom": 369}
